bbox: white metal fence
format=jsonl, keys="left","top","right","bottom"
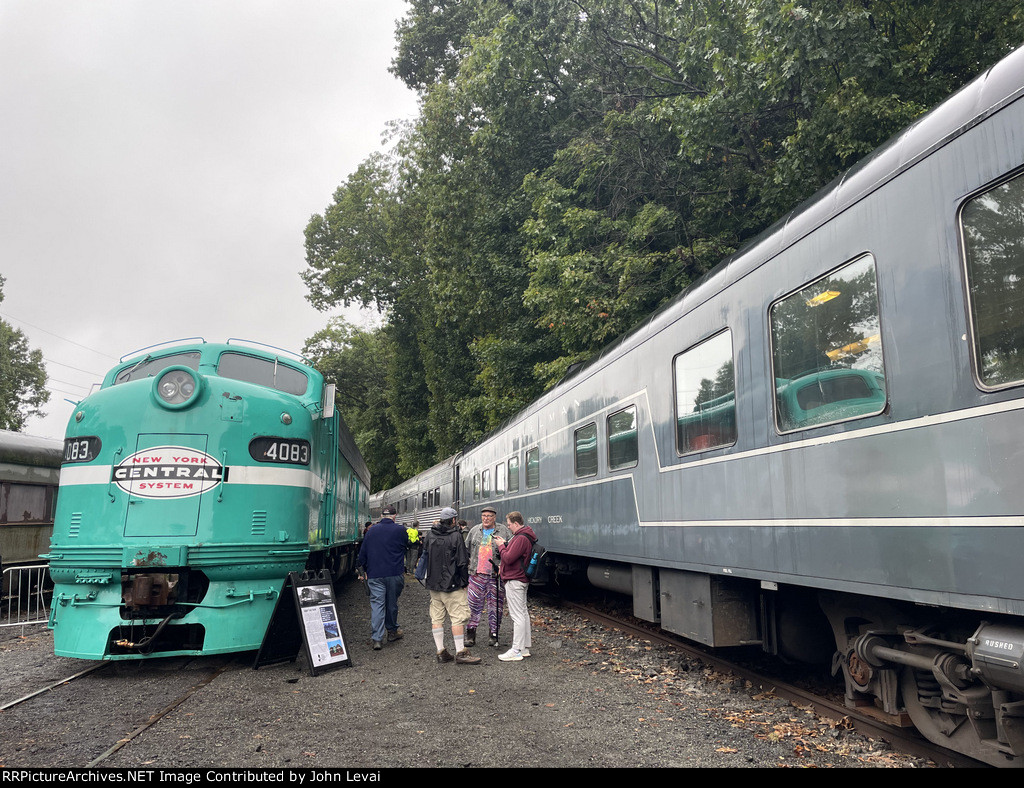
{"left": 1, "top": 564, "right": 51, "bottom": 630}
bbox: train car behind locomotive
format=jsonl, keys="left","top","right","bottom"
{"left": 0, "top": 430, "right": 62, "bottom": 600}
{"left": 385, "top": 48, "right": 1024, "bottom": 766}
{"left": 47, "top": 339, "right": 369, "bottom": 660}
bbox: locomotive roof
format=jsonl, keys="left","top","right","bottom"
{"left": 462, "top": 44, "right": 1024, "bottom": 455}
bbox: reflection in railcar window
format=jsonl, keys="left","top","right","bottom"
{"left": 482, "top": 468, "right": 491, "bottom": 498}
{"left": 770, "top": 255, "right": 886, "bottom": 432}
{"left": 526, "top": 448, "right": 540, "bottom": 489}
{"left": 508, "top": 455, "right": 520, "bottom": 493}
{"left": 962, "top": 173, "right": 1024, "bottom": 388}
{"left": 675, "top": 330, "right": 737, "bottom": 454}
{"left": 114, "top": 352, "right": 201, "bottom": 384}
{"left": 496, "top": 463, "right": 506, "bottom": 495}
{"left": 608, "top": 406, "right": 638, "bottom": 470}
{"left": 217, "top": 353, "right": 308, "bottom": 396}
{"left": 473, "top": 473, "right": 480, "bottom": 500}
{"left": 575, "top": 423, "right": 598, "bottom": 478}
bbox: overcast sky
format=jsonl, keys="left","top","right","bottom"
{"left": 0, "top": 1, "right": 420, "bottom": 439}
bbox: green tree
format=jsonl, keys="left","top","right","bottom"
{"left": 0, "top": 276, "right": 49, "bottom": 431}
{"left": 304, "top": 0, "right": 1024, "bottom": 481}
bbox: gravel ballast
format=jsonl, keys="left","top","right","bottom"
{"left": 0, "top": 576, "right": 935, "bottom": 769}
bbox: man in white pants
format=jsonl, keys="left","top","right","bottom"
{"left": 493, "top": 511, "right": 538, "bottom": 661}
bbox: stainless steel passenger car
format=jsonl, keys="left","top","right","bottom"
{"left": 378, "top": 456, "right": 458, "bottom": 533}
{"left": 382, "top": 48, "right": 1024, "bottom": 766}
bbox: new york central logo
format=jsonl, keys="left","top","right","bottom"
{"left": 112, "top": 446, "right": 227, "bottom": 499}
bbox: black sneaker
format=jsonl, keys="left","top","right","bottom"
{"left": 489, "top": 634, "right": 499, "bottom": 647}
{"left": 465, "top": 628, "right": 476, "bottom": 647}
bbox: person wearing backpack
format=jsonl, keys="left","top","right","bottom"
{"left": 493, "top": 511, "right": 537, "bottom": 662}
{"left": 422, "top": 507, "right": 482, "bottom": 665}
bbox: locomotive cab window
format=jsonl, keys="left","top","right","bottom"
{"left": 770, "top": 254, "right": 887, "bottom": 432}
{"left": 114, "top": 352, "right": 201, "bottom": 385}
{"left": 675, "top": 330, "right": 737, "bottom": 454}
{"left": 961, "top": 171, "right": 1024, "bottom": 389}
{"left": 217, "top": 353, "right": 308, "bottom": 396}
{"left": 574, "top": 423, "right": 598, "bottom": 478}
{"left": 608, "top": 406, "right": 638, "bottom": 470}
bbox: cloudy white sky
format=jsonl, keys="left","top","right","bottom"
{"left": 0, "top": 1, "right": 420, "bottom": 439}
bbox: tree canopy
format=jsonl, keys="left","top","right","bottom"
{"left": 303, "top": 0, "right": 1024, "bottom": 489}
{"left": 0, "top": 275, "right": 50, "bottom": 432}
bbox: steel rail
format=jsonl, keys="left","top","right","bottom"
{"left": 0, "top": 662, "right": 109, "bottom": 711}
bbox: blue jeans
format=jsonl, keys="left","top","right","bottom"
{"left": 367, "top": 575, "right": 404, "bottom": 642}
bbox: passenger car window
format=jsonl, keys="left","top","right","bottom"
{"left": 482, "top": 468, "right": 491, "bottom": 498}
{"left": 675, "top": 330, "right": 737, "bottom": 454}
{"left": 961, "top": 172, "right": 1024, "bottom": 389}
{"left": 770, "top": 255, "right": 886, "bottom": 432}
{"left": 508, "top": 456, "right": 520, "bottom": 493}
{"left": 526, "top": 448, "right": 540, "bottom": 489}
{"left": 574, "top": 423, "right": 598, "bottom": 478}
{"left": 217, "top": 353, "right": 308, "bottom": 396}
{"left": 496, "top": 463, "right": 506, "bottom": 495}
{"left": 1, "top": 483, "right": 53, "bottom": 523}
{"left": 114, "top": 352, "right": 201, "bottom": 385}
{"left": 608, "top": 406, "right": 638, "bottom": 470}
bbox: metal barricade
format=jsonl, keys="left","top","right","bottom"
{"left": 1, "top": 564, "right": 51, "bottom": 630}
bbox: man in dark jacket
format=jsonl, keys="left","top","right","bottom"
{"left": 422, "top": 507, "right": 481, "bottom": 664}
{"left": 357, "top": 504, "right": 410, "bottom": 650}
{"left": 494, "top": 511, "right": 537, "bottom": 662}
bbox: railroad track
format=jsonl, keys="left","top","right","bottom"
{"left": 0, "top": 655, "right": 236, "bottom": 767}
{"left": 544, "top": 592, "right": 984, "bottom": 769}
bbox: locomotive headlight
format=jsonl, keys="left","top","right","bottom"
{"left": 153, "top": 367, "right": 203, "bottom": 409}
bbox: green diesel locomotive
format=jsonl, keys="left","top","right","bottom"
{"left": 46, "top": 339, "right": 368, "bottom": 659}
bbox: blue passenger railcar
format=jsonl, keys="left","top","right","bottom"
{"left": 47, "top": 340, "right": 368, "bottom": 659}
{"left": 386, "top": 48, "right": 1024, "bottom": 766}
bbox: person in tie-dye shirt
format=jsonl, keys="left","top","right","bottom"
{"left": 464, "top": 506, "right": 511, "bottom": 647}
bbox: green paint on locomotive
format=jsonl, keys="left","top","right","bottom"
{"left": 46, "top": 342, "right": 368, "bottom": 660}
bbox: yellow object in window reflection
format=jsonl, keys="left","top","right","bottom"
{"left": 805, "top": 290, "right": 841, "bottom": 307}
{"left": 826, "top": 333, "right": 881, "bottom": 361}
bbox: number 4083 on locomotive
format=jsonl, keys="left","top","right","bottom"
{"left": 45, "top": 339, "right": 369, "bottom": 660}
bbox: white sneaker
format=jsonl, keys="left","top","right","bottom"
{"left": 498, "top": 648, "right": 523, "bottom": 662}
{"left": 521, "top": 648, "right": 531, "bottom": 658}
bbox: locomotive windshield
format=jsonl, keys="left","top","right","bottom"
{"left": 216, "top": 352, "right": 308, "bottom": 395}
{"left": 113, "top": 352, "right": 201, "bottom": 384}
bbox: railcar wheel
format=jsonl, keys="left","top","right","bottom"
{"left": 900, "top": 665, "right": 1015, "bottom": 767}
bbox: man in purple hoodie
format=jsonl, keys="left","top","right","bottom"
{"left": 493, "top": 510, "right": 537, "bottom": 662}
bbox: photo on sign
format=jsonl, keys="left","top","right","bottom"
{"left": 298, "top": 585, "right": 332, "bottom": 607}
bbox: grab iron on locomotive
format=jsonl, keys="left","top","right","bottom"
{"left": 375, "top": 48, "right": 1024, "bottom": 766}
{"left": 46, "top": 339, "right": 369, "bottom": 661}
